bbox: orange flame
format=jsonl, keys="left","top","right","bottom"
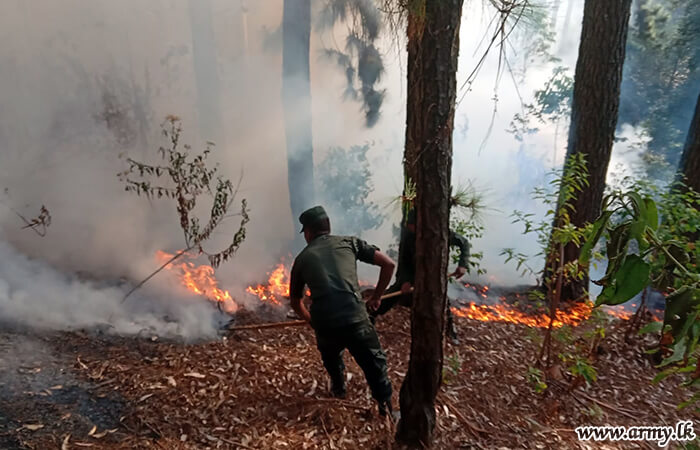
{"left": 451, "top": 301, "right": 593, "bottom": 328}
{"left": 245, "top": 263, "right": 289, "bottom": 306}
{"left": 156, "top": 250, "right": 236, "bottom": 312}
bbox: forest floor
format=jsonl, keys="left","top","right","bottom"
{"left": 0, "top": 301, "right": 698, "bottom": 450}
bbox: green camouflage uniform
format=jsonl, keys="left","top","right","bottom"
{"left": 290, "top": 208, "right": 392, "bottom": 402}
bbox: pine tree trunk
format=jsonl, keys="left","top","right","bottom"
{"left": 396, "top": 8, "right": 424, "bottom": 262}
{"left": 396, "top": 1, "right": 463, "bottom": 446}
{"left": 549, "top": 0, "right": 632, "bottom": 303}
{"left": 282, "top": 0, "right": 315, "bottom": 229}
{"left": 678, "top": 93, "right": 700, "bottom": 195}
{"left": 188, "top": 0, "right": 224, "bottom": 145}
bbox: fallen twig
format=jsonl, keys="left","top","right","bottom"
{"left": 576, "top": 391, "right": 638, "bottom": 419}
{"left": 228, "top": 320, "right": 307, "bottom": 331}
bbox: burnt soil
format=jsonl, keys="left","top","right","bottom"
{"left": 0, "top": 306, "right": 697, "bottom": 449}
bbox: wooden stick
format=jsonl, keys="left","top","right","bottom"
{"left": 228, "top": 319, "right": 307, "bottom": 331}
{"left": 228, "top": 289, "right": 413, "bottom": 331}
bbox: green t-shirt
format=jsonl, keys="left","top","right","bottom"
{"left": 289, "top": 235, "right": 377, "bottom": 329}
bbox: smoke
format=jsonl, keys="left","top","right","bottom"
{"left": 0, "top": 240, "right": 225, "bottom": 339}
{"left": 0, "top": 0, "right": 663, "bottom": 337}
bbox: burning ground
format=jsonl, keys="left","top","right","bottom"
{"left": 0, "top": 278, "right": 697, "bottom": 449}
{"left": 1, "top": 247, "right": 685, "bottom": 448}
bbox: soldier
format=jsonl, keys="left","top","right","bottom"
{"left": 289, "top": 206, "right": 396, "bottom": 415}
{"left": 370, "top": 207, "right": 470, "bottom": 342}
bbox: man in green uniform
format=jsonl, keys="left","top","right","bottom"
{"left": 369, "top": 208, "right": 470, "bottom": 341}
{"left": 289, "top": 206, "right": 396, "bottom": 415}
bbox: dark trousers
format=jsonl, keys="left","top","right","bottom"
{"left": 314, "top": 319, "right": 392, "bottom": 402}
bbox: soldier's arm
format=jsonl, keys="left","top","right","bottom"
{"left": 448, "top": 230, "right": 470, "bottom": 279}
{"left": 289, "top": 263, "right": 311, "bottom": 323}
{"left": 353, "top": 238, "right": 395, "bottom": 310}
{"left": 369, "top": 250, "right": 395, "bottom": 309}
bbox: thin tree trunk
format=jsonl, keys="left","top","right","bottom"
{"left": 396, "top": 1, "right": 464, "bottom": 446}
{"left": 188, "top": 0, "right": 224, "bottom": 145}
{"left": 549, "top": 0, "right": 632, "bottom": 303}
{"left": 282, "top": 0, "right": 315, "bottom": 230}
{"left": 677, "top": 92, "right": 700, "bottom": 195}
{"left": 558, "top": 0, "right": 576, "bottom": 53}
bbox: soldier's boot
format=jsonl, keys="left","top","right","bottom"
{"left": 377, "top": 398, "right": 399, "bottom": 423}
{"left": 330, "top": 377, "right": 346, "bottom": 399}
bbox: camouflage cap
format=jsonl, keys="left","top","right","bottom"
{"left": 299, "top": 205, "right": 329, "bottom": 233}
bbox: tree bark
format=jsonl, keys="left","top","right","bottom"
{"left": 282, "top": 0, "right": 315, "bottom": 230}
{"left": 188, "top": 0, "right": 224, "bottom": 145}
{"left": 396, "top": 1, "right": 463, "bottom": 447}
{"left": 395, "top": 8, "right": 424, "bottom": 268}
{"left": 677, "top": 92, "right": 700, "bottom": 195}
{"left": 549, "top": 0, "right": 632, "bottom": 302}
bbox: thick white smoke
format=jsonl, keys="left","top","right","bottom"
{"left": 0, "top": 240, "right": 226, "bottom": 339}
{"left": 1, "top": 0, "right": 648, "bottom": 337}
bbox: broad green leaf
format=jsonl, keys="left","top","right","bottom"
{"left": 644, "top": 197, "right": 659, "bottom": 231}
{"left": 579, "top": 211, "right": 613, "bottom": 267}
{"left": 664, "top": 287, "right": 700, "bottom": 340}
{"left": 668, "top": 243, "right": 691, "bottom": 265}
{"left": 629, "top": 219, "right": 647, "bottom": 243}
{"left": 627, "top": 191, "right": 647, "bottom": 220}
{"left": 594, "top": 222, "right": 631, "bottom": 287}
{"left": 658, "top": 337, "right": 688, "bottom": 368}
{"left": 595, "top": 255, "right": 650, "bottom": 306}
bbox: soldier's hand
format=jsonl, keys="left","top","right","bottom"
{"left": 400, "top": 282, "right": 413, "bottom": 295}
{"left": 367, "top": 294, "right": 382, "bottom": 311}
{"left": 449, "top": 266, "right": 467, "bottom": 280}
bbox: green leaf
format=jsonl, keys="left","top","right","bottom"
{"left": 595, "top": 255, "right": 650, "bottom": 306}
{"left": 639, "top": 321, "right": 663, "bottom": 335}
{"left": 629, "top": 219, "right": 647, "bottom": 244}
{"left": 652, "top": 366, "right": 680, "bottom": 383}
{"left": 678, "top": 391, "right": 700, "bottom": 410}
{"left": 668, "top": 243, "right": 691, "bottom": 265}
{"left": 627, "top": 191, "right": 647, "bottom": 220}
{"left": 597, "top": 222, "right": 631, "bottom": 286}
{"left": 664, "top": 287, "right": 700, "bottom": 341}
{"left": 658, "top": 338, "right": 688, "bottom": 368}
{"left": 643, "top": 197, "right": 659, "bottom": 231}
{"left": 580, "top": 211, "right": 613, "bottom": 267}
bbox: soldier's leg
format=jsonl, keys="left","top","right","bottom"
{"left": 314, "top": 329, "right": 346, "bottom": 397}
{"left": 344, "top": 320, "right": 392, "bottom": 405}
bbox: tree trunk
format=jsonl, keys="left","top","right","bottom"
{"left": 396, "top": 8, "right": 424, "bottom": 264}
{"left": 548, "top": 0, "right": 632, "bottom": 303}
{"left": 677, "top": 92, "right": 700, "bottom": 195}
{"left": 188, "top": 0, "right": 224, "bottom": 145}
{"left": 396, "top": 1, "right": 463, "bottom": 447}
{"left": 282, "top": 0, "right": 315, "bottom": 230}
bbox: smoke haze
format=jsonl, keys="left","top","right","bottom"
{"left": 0, "top": 0, "right": 671, "bottom": 337}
